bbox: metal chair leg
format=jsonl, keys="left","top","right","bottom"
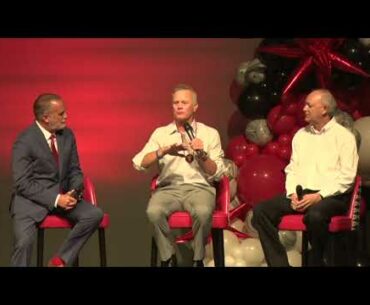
{"left": 211, "top": 229, "right": 225, "bottom": 267}
{"left": 37, "top": 229, "right": 44, "bottom": 267}
{"left": 98, "top": 228, "right": 107, "bottom": 267}
{"left": 302, "top": 231, "right": 309, "bottom": 267}
{"left": 151, "top": 236, "right": 158, "bottom": 267}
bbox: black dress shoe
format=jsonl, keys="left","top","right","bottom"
{"left": 160, "top": 255, "right": 177, "bottom": 267}
{"left": 193, "top": 260, "right": 204, "bottom": 267}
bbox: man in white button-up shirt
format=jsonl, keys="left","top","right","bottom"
{"left": 252, "top": 89, "right": 358, "bottom": 266}
{"left": 133, "top": 84, "right": 225, "bottom": 267}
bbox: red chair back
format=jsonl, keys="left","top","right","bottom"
{"left": 83, "top": 176, "right": 97, "bottom": 206}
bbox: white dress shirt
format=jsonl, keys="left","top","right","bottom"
{"left": 132, "top": 121, "right": 225, "bottom": 187}
{"left": 285, "top": 117, "right": 359, "bottom": 198}
{"left": 36, "top": 121, "right": 60, "bottom": 207}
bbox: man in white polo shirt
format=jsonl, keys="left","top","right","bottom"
{"left": 252, "top": 89, "right": 359, "bottom": 267}
{"left": 133, "top": 84, "right": 225, "bottom": 267}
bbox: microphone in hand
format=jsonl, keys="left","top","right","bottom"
{"left": 296, "top": 185, "right": 303, "bottom": 201}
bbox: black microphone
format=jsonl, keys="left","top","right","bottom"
{"left": 296, "top": 185, "right": 303, "bottom": 201}
{"left": 184, "top": 122, "right": 195, "bottom": 140}
{"left": 183, "top": 122, "right": 208, "bottom": 161}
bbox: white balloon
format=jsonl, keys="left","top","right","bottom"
{"left": 205, "top": 241, "right": 214, "bottom": 260}
{"left": 229, "top": 196, "right": 240, "bottom": 211}
{"left": 294, "top": 231, "right": 302, "bottom": 253}
{"left": 230, "top": 243, "right": 245, "bottom": 260}
{"left": 206, "top": 259, "right": 215, "bottom": 267}
{"left": 287, "top": 250, "right": 302, "bottom": 267}
{"left": 240, "top": 238, "right": 265, "bottom": 266}
{"left": 225, "top": 256, "right": 236, "bottom": 267}
{"left": 230, "top": 219, "right": 244, "bottom": 232}
{"left": 223, "top": 230, "right": 240, "bottom": 256}
{"left": 234, "top": 258, "right": 248, "bottom": 267}
{"left": 243, "top": 210, "right": 259, "bottom": 238}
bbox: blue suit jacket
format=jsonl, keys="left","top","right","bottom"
{"left": 10, "top": 122, "right": 84, "bottom": 221}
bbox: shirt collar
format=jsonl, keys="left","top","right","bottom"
{"left": 36, "top": 120, "right": 53, "bottom": 140}
{"left": 168, "top": 120, "right": 197, "bottom": 135}
{"left": 309, "top": 117, "right": 336, "bottom": 134}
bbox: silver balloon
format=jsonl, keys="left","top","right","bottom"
{"left": 245, "top": 119, "right": 273, "bottom": 146}
{"left": 334, "top": 110, "right": 354, "bottom": 130}
{"left": 235, "top": 58, "right": 266, "bottom": 86}
{"left": 279, "top": 230, "right": 297, "bottom": 250}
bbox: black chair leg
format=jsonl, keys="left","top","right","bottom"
{"left": 98, "top": 228, "right": 107, "bottom": 267}
{"left": 151, "top": 236, "right": 158, "bottom": 267}
{"left": 211, "top": 229, "right": 225, "bottom": 267}
{"left": 302, "top": 231, "right": 309, "bottom": 267}
{"left": 37, "top": 229, "right": 44, "bottom": 267}
{"left": 72, "top": 257, "right": 79, "bottom": 267}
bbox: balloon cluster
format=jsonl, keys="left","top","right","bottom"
{"left": 220, "top": 38, "right": 370, "bottom": 266}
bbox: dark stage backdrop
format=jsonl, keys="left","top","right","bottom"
{"left": 0, "top": 38, "right": 261, "bottom": 266}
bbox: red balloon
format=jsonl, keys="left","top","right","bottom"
{"left": 277, "top": 145, "right": 292, "bottom": 162}
{"left": 267, "top": 105, "right": 282, "bottom": 130}
{"left": 352, "top": 110, "right": 362, "bottom": 120}
{"left": 271, "top": 114, "right": 296, "bottom": 135}
{"left": 262, "top": 141, "right": 280, "bottom": 156}
{"left": 290, "top": 125, "right": 301, "bottom": 137}
{"left": 295, "top": 99, "right": 307, "bottom": 127}
{"left": 229, "top": 79, "right": 245, "bottom": 104}
{"left": 283, "top": 102, "right": 299, "bottom": 116}
{"left": 226, "top": 135, "right": 249, "bottom": 167}
{"left": 245, "top": 143, "right": 260, "bottom": 157}
{"left": 278, "top": 134, "right": 293, "bottom": 147}
{"left": 237, "top": 155, "right": 286, "bottom": 207}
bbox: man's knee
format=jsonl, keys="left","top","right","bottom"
{"left": 85, "top": 207, "right": 104, "bottom": 225}
{"left": 304, "top": 209, "right": 325, "bottom": 226}
{"left": 192, "top": 206, "right": 213, "bottom": 224}
{"left": 146, "top": 205, "right": 166, "bottom": 224}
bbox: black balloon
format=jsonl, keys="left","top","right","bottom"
{"left": 256, "top": 38, "right": 297, "bottom": 73}
{"left": 237, "top": 83, "right": 273, "bottom": 119}
{"left": 332, "top": 39, "right": 369, "bottom": 89}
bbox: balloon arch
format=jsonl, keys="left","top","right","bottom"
{"left": 204, "top": 38, "right": 370, "bottom": 267}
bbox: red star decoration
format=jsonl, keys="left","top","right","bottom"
{"left": 258, "top": 38, "right": 370, "bottom": 96}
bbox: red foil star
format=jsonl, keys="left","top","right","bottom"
{"left": 258, "top": 38, "right": 370, "bottom": 96}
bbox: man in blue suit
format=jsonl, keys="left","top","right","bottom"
{"left": 10, "top": 93, "right": 103, "bottom": 267}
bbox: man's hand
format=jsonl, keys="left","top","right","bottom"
{"left": 189, "top": 138, "right": 204, "bottom": 152}
{"left": 160, "top": 143, "right": 187, "bottom": 157}
{"left": 57, "top": 191, "right": 77, "bottom": 211}
{"left": 293, "top": 193, "right": 322, "bottom": 212}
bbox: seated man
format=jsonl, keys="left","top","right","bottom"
{"left": 133, "top": 84, "right": 225, "bottom": 267}
{"left": 252, "top": 89, "right": 359, "bottom": 267}
{"left": 10, "top": 93, "right": 103, "bottom": 267}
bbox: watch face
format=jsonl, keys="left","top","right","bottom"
{"left": 185, "top": 154, "right": 194, "bottom": 163}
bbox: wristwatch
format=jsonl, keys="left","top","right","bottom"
{"left": 196, "top": 150, "right": 209, "bottom": 162}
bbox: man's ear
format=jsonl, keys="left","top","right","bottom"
{"left": 194, "top": 104, "right": 198, "bottom": 112}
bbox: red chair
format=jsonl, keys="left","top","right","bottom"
{"left": 36, "top": 176, "right": 110, "bottom": 267}
{"left": 278, "top": 175, "right": 362, "bottom": 266}
{"left": 150, "top": 175, "right": 231, "bottom": 267}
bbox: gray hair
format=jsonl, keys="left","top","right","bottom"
{"left": 33, "top": 93, "right": 62, "bottom": 121}
{"left": 314, "top": 89, "right": 337, "bottom": 117}
{"left": 172, "top": 84, "right": 198, "bottom": 105}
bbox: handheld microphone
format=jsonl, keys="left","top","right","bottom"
{"left": 184, "top": 122, "right": 195, "bottom": 140}
{"left": 296, "top": 185, "right": 303, "bottom": 201}
{"left": 183, "top": 122, "right": 208, "bottom": 161}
